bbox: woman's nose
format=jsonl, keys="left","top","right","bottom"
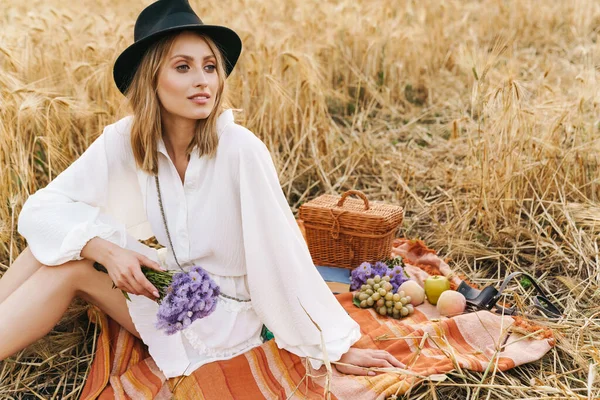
{"left": 194, "top": 70, "right": 208, "bottom": 87}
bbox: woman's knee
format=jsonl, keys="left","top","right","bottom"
{"left": 37, "top": 258, "right": 97, "bottom": 293}
{"left": 63, "top": 260, "right": 113, "bottom": 301}
{"left": 0, "top": 247, "right": 45, "bottom": 304}
{"left": 14, "top": 248, "right": 92, "bottom": 274}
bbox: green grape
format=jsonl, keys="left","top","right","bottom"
{"left": 406, "top": 304, "right": 414, "bottom": 314}
{"left": 378, "top": 306, "right": 387, "bottom": 315}
{"left": 366, "top": 278, "right": 375, "bottom": 286}
{"left": 361, "top": 284, "right": 368, "bottom": 291}
{"left": 371, "top": 293, "right": 381, "bottom": 301}
{"left": 392, "top": 293, "right": 401, "bottom": 302}
{"left": 359, "top": 293, "right": 369, "bottom": 301}
{"left": 392, "top": 308, "right": 400, "bottom": 316}
{"left": 384, "top": 283, "right": 393, "bottom": 292}
{"left": 394, "top": 302, "right": 403, "bottom": 310}
{"left": 397, "top": 291, "right": 406, "bottom": 298}
{"left": 366, "top": 297, "right": 374, "bottom": 307}
{"left": 401, "top": 307, "right": 409, "bottom": 317}
{"left": 378, "top": 288, "right": 387, "bottom": 297}
{"left": 373, "top": 283, "right": 381, "bottom": 291}
{"left": 405, "top": 295, "right": 412, "bottom": 304}
{"left": 383, "top": 275, "right": 391, "bottom": 282}
{"left": 400, "top": 297, "right": 408, "bottom": 305}
{"left": 385, "top": 300, "right": 393, "bottom": 308}
{"left": 365, "top": 289, "right": 374, "bottom": 296}
{"left": 360, "top": 300, "right": 368, "bottom": 308}
{"left": 385, "top": 293, "right": 393, "bottom": 301}
{"left": 374, "top": 275, "right": 382, "bottom": 283}
{"left": 376, "top": 299, "right": 385, "bottom": 308}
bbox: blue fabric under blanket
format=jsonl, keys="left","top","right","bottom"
{"left": 315, "top": 266, "right": 351, "bottom": 284}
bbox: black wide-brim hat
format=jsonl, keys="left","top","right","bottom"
{"left": 113, "top": 0, "right": 242, "bottom": 94}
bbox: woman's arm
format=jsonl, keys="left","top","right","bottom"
{"left": 81, "top": 237, "right": 117, "bottom": 264}
{"left": 18, "top": 124, "right": 162, "bottom": 299}
{"left": 18, "top": 132, "right": 125, "bottom": 265}
{"left": 232, "top": 130, "right": 361, "bottom": 368}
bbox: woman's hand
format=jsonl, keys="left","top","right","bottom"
{"left": 334, "top": 348, "right": 405, "bottom": 376}
{"left": 82, "top": 237, "right": 164, "bottom": 300}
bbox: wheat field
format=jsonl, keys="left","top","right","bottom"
{"left": 1, "top": 0, "right": 600, "bottom": 398}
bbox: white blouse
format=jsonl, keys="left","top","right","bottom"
{"left": 17, "top": 109, "right": 361, "bottom": 378}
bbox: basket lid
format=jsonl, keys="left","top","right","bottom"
{"left": 298, "top": 190, "right": 403, "bottom": 236}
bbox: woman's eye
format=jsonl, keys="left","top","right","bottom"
{"left": 176, "top": 64, "right": 190, "bottom": 72}
{"left": 205, "top": 65, "right": 216, "bottom": 72}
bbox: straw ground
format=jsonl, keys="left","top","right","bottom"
{"left": 1, "top": 0, "right": 599, "bottom": 398}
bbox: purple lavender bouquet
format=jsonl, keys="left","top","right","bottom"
{"left": 156, "top": 266, "right": 220, "bottom": 335}
{"left": 93, "top": 262, "right": 220, "bottom": 335}
{"left": 350, "top": 257, "right": 409, "bottom": 293}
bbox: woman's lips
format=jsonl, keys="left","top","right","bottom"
{"left": 189, "top": 96, "right": 210, "bottom": 105}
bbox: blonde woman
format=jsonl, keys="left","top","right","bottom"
{"left": 0, "top": 0, "right": 402, "bottom": 379}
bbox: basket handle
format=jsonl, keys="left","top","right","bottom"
{"left": 337, "top": 190, "right": 370, "bottom": 210}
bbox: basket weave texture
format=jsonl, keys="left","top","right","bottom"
{"left": 298, "top": 190, "right": 404, "bottom": 269}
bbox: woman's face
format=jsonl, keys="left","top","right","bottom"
{"left": 157, "top": 32, "right": 220, "bottom": 122}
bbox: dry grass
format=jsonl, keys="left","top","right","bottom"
{"left": 1, "top": 0, "right": 600, "bottom": 398}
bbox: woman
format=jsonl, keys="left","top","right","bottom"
{"left": 0, "top": 0, "right": 402, "bottom": 379}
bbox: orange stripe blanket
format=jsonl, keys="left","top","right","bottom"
{"left": 80, "top": 239, "right": 554, "bottom": 399}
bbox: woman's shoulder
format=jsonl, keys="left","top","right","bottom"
{"left": 219, "top": 118, "right": 268, "bottom": 157}
{"left": 103, "top": 115, "right": 134, "bottom": 141}
{"left": 218, "top": 120, "right": 275, "bottom": 182}
{"left": 99, "top": 116, "right": 135, "bottom": 163}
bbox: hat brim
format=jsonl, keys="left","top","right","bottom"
{"left": 113, "top": 24, "right": 242, "bottom": 94}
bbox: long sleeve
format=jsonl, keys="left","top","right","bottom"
{"left": 18, "top": 129, "right": 128, "bottom": 266}
{"left": 238, "top": 134, "right": 361, "bottom": 370}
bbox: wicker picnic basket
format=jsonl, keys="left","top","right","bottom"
{"left": 298, "top": 190, "right": 404, "bottom": 269}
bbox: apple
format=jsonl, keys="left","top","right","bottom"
{"left": 424, "top": 275, "right": 450, "bottom": 305}
{"left": 398, "top": 280, "right": 425, "bottom": 306}
{"left": 436, "top": 290, "right": 466, "bottom": 316}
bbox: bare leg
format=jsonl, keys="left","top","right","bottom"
{"left": 0, "top": 247, "right": 42, "bottom": 304}
{"left": 0, "top": 259, "right": 141, "bottom": 361}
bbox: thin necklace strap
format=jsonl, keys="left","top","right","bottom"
{"left": 154, "top": 174, "right": 251, "bottom": 303}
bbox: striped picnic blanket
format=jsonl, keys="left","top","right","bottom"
{"left": 80, "top": 239, "right": 554, "bottom": 400}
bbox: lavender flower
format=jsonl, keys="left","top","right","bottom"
{"left": 93, "top": 261, "right": 220, "bottom": 335}
{"left": 156, "top": 266, "right": 220, "bottom": 335}
{"left": 372, "top": 261, "right": 389, "bottom": 277}
{"left": 349, "top": 256, "right": 410, "bottom": 294}
{"left": 350, "top": 262, "right": 372, "bottom": 291}
{"left": 385, "top": 265, "right": 409, "bottom": 292}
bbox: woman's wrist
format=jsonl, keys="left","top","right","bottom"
{"left": 81, "top": 237, "right": 119, "bottom": 265}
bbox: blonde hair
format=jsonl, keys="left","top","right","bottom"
{"left": 125, "top": 31, "right": 229, "bottom": 174}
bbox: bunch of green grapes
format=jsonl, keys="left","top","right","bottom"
{"left": 353, "top": 275, "right": 414, "bottom": 319}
